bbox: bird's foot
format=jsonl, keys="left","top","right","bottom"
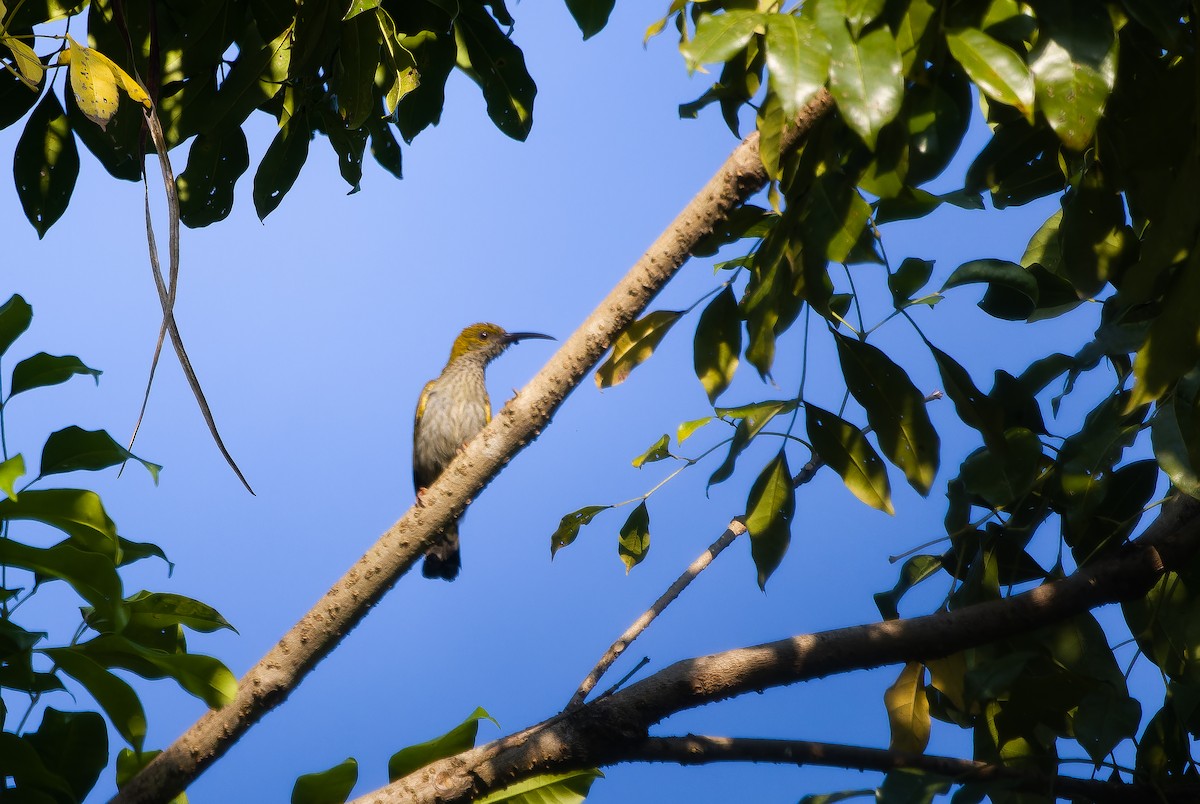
{"left": 415, "top": 487, "right": 428, "bottom": 507}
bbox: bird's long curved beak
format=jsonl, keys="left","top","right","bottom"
{"left": 505, "top": 331, "right": 556, "bottom": 344}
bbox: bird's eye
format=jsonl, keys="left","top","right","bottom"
{"left": 479, "top": 331, "right": 489, "bottom": 340}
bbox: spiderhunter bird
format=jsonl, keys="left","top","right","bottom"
{"left": 413, "top": 323, "right": 555, "bottom": 580}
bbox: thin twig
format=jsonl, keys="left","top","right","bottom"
{"left": 566, "top": 520, "right": 747, "bottom": 710}
{"left": 629, "top": 736, "right": 1191, "bottom": 802}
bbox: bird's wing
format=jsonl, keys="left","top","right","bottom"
{"left": 413, "top": 379, "right": 437, "bottom": 491}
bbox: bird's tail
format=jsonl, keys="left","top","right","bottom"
{"left": 422, "top": 523, "right": 461, "bottom": 581}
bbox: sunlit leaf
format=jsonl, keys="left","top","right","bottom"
{"left": 681, "top": 11, "right": 763, "bottom": 73}
{"left": 595, "top": 310, "right": 683, "bottom": 388}
{"left": 2, "top": 33, "right": 43, "bottom": 88}
{"left": 59, "top": 34, "right": 151, "bottom": 130}
{"left": 763, "top": 14, "right": 829, "bottom": 118}
{"left": 13, "top": 90, "right": 78, "bottom": 237}
{"left": 618, "top": 501, "right": 650, "bottom": 573}
{"left": 550, "top": 505, "right": 609, "bottom": 557}
{"left": 292, "top": 758, "right": 358, "bottom": 804}
{"left": 0, "top": 454, "right": 24, "bottom": 500}
{"left": 819, "top": 2, "right": 903, "bottom": 149}
{"left": 693, "top": 287, "right": 741, "bottom": 404}
{"left": 1028, "top": 2, "right": 1116, "bottom": 151}
{"left": 806, "top": 404, "right": 893, "bottom": 514}
{"left": 75, "top": 634, "right": 236, "bottom": 708}
{"left": 632, "top": 434, "right": 670, "bottom": 468}
{"left": 834, "top": 333, "right": 939, "bottom": 494}
{"left": 885, "top": 661, "right": 930, "bottom": 754}
{"left": 744, "top": 450, "right": 794, "bottom": 589}
{"left": 477, "top": 769, "right": 603, "bottom": 804}
{"left": 0, "top": 488, "right": 119, "bottom": 556}
{"left": 945, "top": 28, "right": 1034, "bottom": 121}
{"left": 388, "top": 708, "right": 497, "bottom": 782}
{"left": 709, "top": 400, "right": 796, "bottom": 487}
{"left": 455, "top": 4, "right": 536, "bottom": 140}
{"left": 677, "top": 417, "right": 712, "bottom": 444}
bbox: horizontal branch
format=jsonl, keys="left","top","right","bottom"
{"left": 630, "top": 735, "right": 1198, "bottom": 803}
{"left": 113, "top": 92, "right": 838, "bottom": 804}
{"left": 351, "top": 493, "right": 1200, "bottom": 803}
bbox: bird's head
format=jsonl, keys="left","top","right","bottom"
{"left": 447, "top": 323, "right": 555, "bottom": 365}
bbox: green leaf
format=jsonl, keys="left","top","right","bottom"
{"left": 885, "top": 661, "right": 930, "bottom": 754}
{"left": 928, "top": 346, "right": 1005, "bottom": 449}
{"left": 833, "top": 332, "right": 939, "bottom": 494}
{"left": 1136, "top": 702, "right": 1189, "bottom": 782}
{"left": 75, "top": 634, "right": 237, "bottom": 708}
{"left": 0, "top": 540, "right": 124, "bottom": 628}
{"left": 618, "top": 501, "right": 650, "bottom": 573}
{"left": 376, "top": 7, "right": 420, "bottom": 117}
{"left": 888, "top": 258, "right": 934, "bottom": 308}
{"left": 959, "top": 428, "right": 1043, "bottom": 508}
{"left": 39, "top": 426, "right": 161, "bottom": 482}
{"left": 805, "top": 403, "right": 893, "bottom": 514}
{"left": 388, "top": 707, "right": 497, "bottom": 782}
{"left": 563, "top": 0, "right": 615, "bottom": 40}
{"left": 680, "top": 11, "right": 763, "bottom": 73}
{"left": 1028, "top": 1, "right": 1116, "bottom": 151}
{"left": 874, "top": 554, "right": 943, "bottom": 621}
{"left": 631, "top": 435, "right": 671, "bottom": 468}
{"left": 0, "top": 488, "right": 119, "bottom": 556}
{"left": 0, "top": 732, "right": 76, "bottom": 799}
{"left": 14, "top": 90, "right": 79, "bottom": 237}
{"left": 0, "top": 454, "right": 24, "bottom": 500}
{"left": 945, "top": 28, "right": 1034, "bottom": 120}
{"left": 44, "top": 647, "right": 147, "bottom": 751}
{"left": 1151, "top": 396, "right": 1200, "bottom": 499}
{"left": 879, "top": 770, "right": 950, "bottom": 804}
{"left": 763, "top": 14, "right": 830, "bottom": 119}
{"left": 942, "top": 259, "right": 1038, "bottom": 312}
{"left": 116, "top": 748, "right": 185, "bottom": 802}
{"left": 455, "top": 4, "right": 536, "bottom": 140}
{"left": 367, "top": 115, "right": 402, "bottom": 179}
{"left": 477, "top": 769, "right": 603, "bottom": 804}
{"left": 8, "top": 352, "right": 101, "bottom": 397}
{"left": 745, "top": 450, "right": 795, "bottom": 589}
{"left": 677, "top": 417, "right": 712, "bottom": 444}
{"left": 176, "top": 128, "right": 251, "bottom": 228}
{"left": 253, "top": 111, "right": 311, "bottom": 221}
{"left": 337, "top": 11, "right": 380, "bottom": 128}
{"left": 803, "top": 171, "right": 873, "bottom": 264}
{"left": 1021, "top": 209, "right": 1063, "bottom": 273}
{"left": 755, "top": 83, "right": 785, "bottom": 181}
{"left": 25, "top": 708, "right": 108, "bottom": 802}
{"left": 1131, "top": 249, "right": 1200, "bottom": 409}
{"left": 693, "top": 287, "right": 741, "bottom": 404}
{"left": 1058, "top": 393, "right": 1145, "bottom": 513}
{"left": 342, "top": 0, "right": 381, "bottom": 20}
{"left": 292, "top": 758, "right": 358, "bottom": 804}
{"left": 594, "top": 310, "right": 683, "bottom": 389}
{"left": 321, "top": 104, "right": 368, "bottom": 193}
{"left": 709, "top": 400, "right": 796, "bottom": 487}
{"left": 123, "top": 591, "right": 237, "bottom": 635}
{"left": 550, "top": 505, "right": 609, "bottom": 557}
{"left": 0, "top": 294, "right": 32, "bottom": 357}
{"left": 1074, "top": 685, "right": 1141, "bottom": 765}
{"left": 820, "top": 4, "right": 903, "bottom": 149}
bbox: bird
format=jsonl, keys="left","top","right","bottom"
{"left": 413, "top": 323, "right": 555, "bottom": 580}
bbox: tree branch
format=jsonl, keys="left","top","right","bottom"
{"left": 628, "top": 735, "right": 1198, "bottom": 802}
{"left": 352, "top": 493, "right": 1200, "bottom": 803}
{"left": 568, "top": 390, "right": 944, "bottom": 709}
{"left": 566, "top": 519, "right": 747, "bottom": 710}
{"left": 111, "top": 92, "right": 837, "bottom": 804}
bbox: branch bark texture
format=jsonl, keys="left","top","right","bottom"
{"left": 112, "top": 92, "right": 837, "bottom": 804}
{"left": 351, "top": 494, "right": 1200, "bottom": 804}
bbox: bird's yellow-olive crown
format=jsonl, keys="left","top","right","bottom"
{"left": 445, "top": 323, "right": 554, "bottom": 365}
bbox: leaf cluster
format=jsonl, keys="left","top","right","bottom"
{"left": 0, "top": 295, "right": 236, "bottom": 802}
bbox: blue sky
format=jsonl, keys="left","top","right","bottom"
{"left": 0, "top": 3, "right": 1141, "bottom": 802}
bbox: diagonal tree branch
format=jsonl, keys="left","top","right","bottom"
{"left": 353, "top": 493, "right": 1200, "bottom": 804}
{"left": 112, "top": 91, "right": 838, "bottom": 804}
{"left": 628, "top": 735, "right": 1199, "bottom": 802}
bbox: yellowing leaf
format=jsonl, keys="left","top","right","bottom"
{"left": 3, "top": 34, "right": 43, "bottom": 88}
{"left": 885, "top": 661, "right": 930, "bottom": 754}
{"left": 595, "top": 310, "right": 684, "bottom": 388}
{"left": 61, "top": 35, "right": 151, "bottom": 131}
